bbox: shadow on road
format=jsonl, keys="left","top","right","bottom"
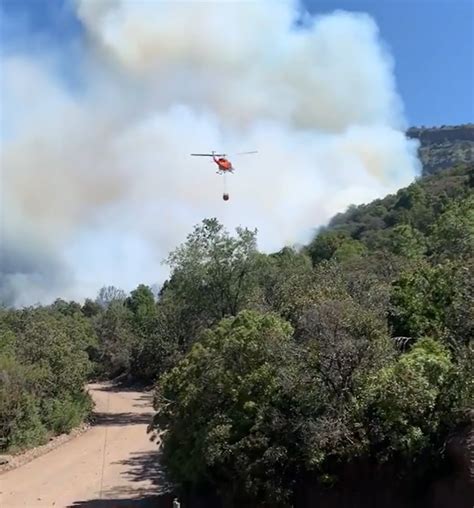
{"left": 92, "top": 382, "right": 153, "bottom": 394}
{"left": 68, "top": 451, "right": 174, "bottom": 508}
{"left": 115, "top": 451, "right": 167, "bottom": 488}
{"left": 91, "top": 412, "right": 154, "bottom": 427}
{"left": 68, "top": 494, "right": 173, "bottom": 508}
{"left": 133, "top": 392, "right": 154, "bottom": 409}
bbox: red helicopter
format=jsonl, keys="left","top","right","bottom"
{"left": 191, "top": 150, "right": 257, "bottom": 200}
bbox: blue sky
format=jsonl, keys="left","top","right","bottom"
{"left": 305, "top": 0, "right": 474, "bottom": 126}
{"left": 1, "top": 0, "right": 473, "bottom": 127}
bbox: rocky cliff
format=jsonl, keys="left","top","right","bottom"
{"left": 407, "top": 124, "right": 474, "bottom": 175}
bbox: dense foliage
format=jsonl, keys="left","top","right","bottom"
{"left": 150, "top": 164, "right": 473, "bottom": 504}
{"left": 0, "top": 305, "right": 95, "bottom": 451}
{"left": 0, "top": 163, "right": 472, "bottom": 506}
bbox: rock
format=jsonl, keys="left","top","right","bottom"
{"left": 406, "top": 124, "right": 474, "bottom": 175}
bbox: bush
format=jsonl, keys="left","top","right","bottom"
{"left": 42, "top": 392, "right": 93, "bottom": 435}
{"left": 0, "top": 308, "right": 95, "bottom": 452}
{"left": 152, "top": 310, "right": 297, "bottom": 505}
{"left": 367, "top": 338, "right": 456, "bottom": 460}
{"left": 6, "top": 394, "right": 48, "bottom": 452}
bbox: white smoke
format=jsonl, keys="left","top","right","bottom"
{"left": 0, "top": 0, "right": 420, "bottom": 306}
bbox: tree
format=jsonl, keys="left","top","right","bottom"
{"left": 307, "top": 230, "right": 351, "bottom": 264}
{"left": 95, "top": 286, "right": 127, "bottom": 308}
{"left": 82, "top": 298, "right": 102, "bottom": 318}
{"left": 387, "top": 224, "right": 426, "bottom": 259}
{"left": 255, "top": 247, "right": 314, "bottom": 324}
{"left": 299, "top": 299, "right": 392, "bottom": 398}
{"left": 366, "top": 338, "right": 468, "bottom": 461}
{"left": 295, "top": 297, "right": 394, "bottom": 467}
{"left": 126, "top": 284, "right": 157, "bottom": 332}
{"left": 50, "top": 299, "right": 83, "bottom": 317}
{"left": 94, "top": 300, "right": 135, "bottom": 377}
{"left": 162, "top": 218, "right": 260, "bottom": 343}
{"left": 429, "top": 194, "right": 474, "bottom": 260}
{"left": 333, "top": 238, "right": 367, "bottom": 263}
{"left": 152, "top": 310, "right": 297, "bottom": 505}
{"left": 0, "top": 308, "right": 94, "bottom": 451}
{"left": 125, "top": 284, "right": 167, "bottom": 381}
{"left": 389, "top": 261, "right": 472, "bottom": 344}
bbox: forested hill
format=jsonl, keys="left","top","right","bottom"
{"left": 310, "top": 162, "right": 473, "bottom": 261}
{"left": 308, "top": 123, "right": 474, "bottom": 265}
{"left": 407, "top": 124, "right": 474, "bottom": 175}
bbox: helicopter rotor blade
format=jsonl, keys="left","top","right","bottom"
{"left": 235, "top": 151, "right": 258, "bottom": 155}
{"left": 190, "top": 153, "right": 226, "bottom": 157}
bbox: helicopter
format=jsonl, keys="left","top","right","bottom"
{"left": 190, "top": 150, "right": 258, "bottom": 200}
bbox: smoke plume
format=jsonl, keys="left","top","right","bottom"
{"left": 0, "top": 0, "right": 420, "bottom": 306}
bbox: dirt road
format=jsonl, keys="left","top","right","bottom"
{"left": 0, "top": 383, "right": 171, "bottom": 507}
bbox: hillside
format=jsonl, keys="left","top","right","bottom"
{"left": 312, "top": 124, "right": 474, "bottom": 257}
{"left": 318, "top": 163, "right": 473, "bottom": 250}
{"left": 407, "top": 124, "right": 474, "bottom": 175}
